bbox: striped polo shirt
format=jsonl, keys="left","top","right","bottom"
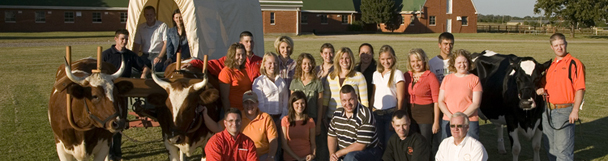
{"left": 328, "top": 103, "right": 379, "bottom": 149}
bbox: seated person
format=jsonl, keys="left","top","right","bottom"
{"left": 327, "top": 85, "right": 382, "bottom": 161}
{"left": 202, "top": 91, "right": 279, "bottom": 161}
{"left": 205, "top": 108, "right": 258, "bottom": 161}
{"left": 281, "top": 91, "right": 316, "bottom": 161}
{"left": 382, "top": 110, "right": 430, "bottom": 161}
{"left": 435, "top": 112, "right": 488, "bottom": 161}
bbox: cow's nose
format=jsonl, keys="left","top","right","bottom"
{"left": 109, "top": 117, "right": 126, "bottom": 131}
{"left": 169, "top": 135, "right": 182, "bottom": 144}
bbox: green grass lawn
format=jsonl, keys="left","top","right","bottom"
{"left": 0, "top": 32, "right": 607, "bottom": 161}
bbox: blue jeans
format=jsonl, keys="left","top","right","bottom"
{"left": 373, "top": 111, "right": 395, "bottom": 149}
{"left": 315, "top": 117, "right": 329, "bottom": 161}
{"left": 441, "top": 120, "right": 479, "bottom": 140}
{"left": 542, "top": 106, "right": 575, "bottom": 161}
{"left": 341, "top": 146, "right": 382, "bottom": 161}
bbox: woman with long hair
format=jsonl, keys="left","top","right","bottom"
{"left": 158, "top": 9, "right": 190, "bottom": 70}
{"left": 323, "top": 47, "right": 369, "bottom": 121}
{"left": 218, "top": 43, "right": 252, "bottom": 111}
{"left": 253, "top": 52, "right": 289, "bottom": 122}
{"left": 370, "top": 45, "right": 405, "bottom": 148}
{"left": 316, "top": 43, "right": 335, "bottom": 83}
{"left": 275, "top": 36, "right": 297, "bottom": 88}
{"left": 281, "top": 91, "right": 316, "bottom": 161}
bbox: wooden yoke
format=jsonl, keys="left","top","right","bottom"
{"left": 92, "top": 46, "right": 102, "bottom": 73}
{"left": 202, "top": 55, "right": 208, "bottom": 74}
{"left": 176, "top": 52, "right": 181, "bottom": 71}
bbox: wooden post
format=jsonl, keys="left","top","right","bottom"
{"left": 66, "top": 46, "right": 72, "bottom": 113}
{"left": 176, "top": 52, "right": 182, "bottom": 70}
{"left": 92, "top": 46, "right": 102, "bottom": 73}
{"left": 202, "top": 55, "right": 208, "bottom": 74}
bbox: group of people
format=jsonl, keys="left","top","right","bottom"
{"left": 100, "top": 5, "right": 585, "bottom": 161}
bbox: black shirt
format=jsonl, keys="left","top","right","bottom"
{"left": 382, "top": 132, "right": 430, "bottom": 161}
{"left": 355, "top": 60, "right": 376, "bottom": 103}
{"left": 102, "top": 45, "right": 150, "bottom": 78}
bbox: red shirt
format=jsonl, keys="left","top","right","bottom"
{"left": 205, "top": 130, "right": 258, "bottom": 161}
{"left": 405, "top": 71, "right": 440, "bottom": 105}
{"left": 192, "top": 54, "right": 262, "bottom": 82}
{"left": 544, "top": 53, "right": 585, "bottom": 104}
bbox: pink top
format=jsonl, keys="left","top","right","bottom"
{"left": 406, "top": 71, "right": 440, "bottom": 105}
{"left": 440, "top": 74, "right": 482, "bottom": 121}
{"left": 281, "top": 117, "right": 315, "bottom": 161}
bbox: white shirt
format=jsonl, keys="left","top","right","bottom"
{"left": 429, "top": 56, "right": 450, "bottom": 83}
{"left": 252, "top": 74, "right": 289, "bottom": 117}
{"left": 135, "top": 20, "right": 168, "bottom": 53}
{"left": 436, "top": 135, "right": 488, "bottom": 161}
{"left": 372, "top": 69, "right": 405, "bottom": 110}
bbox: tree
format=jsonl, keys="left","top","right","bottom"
{"left": 534, "top": 0, "right": 607, "bottom": 37}
{"left": 361, "top": 0, "right": 400, "bottom": 30}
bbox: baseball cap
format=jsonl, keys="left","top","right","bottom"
{"left": 242, "top": 90, "right": 258, "bottom": 103}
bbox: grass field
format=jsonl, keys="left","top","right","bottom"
{"left": 1, "top": 32, "right": 607, "bottom": 161}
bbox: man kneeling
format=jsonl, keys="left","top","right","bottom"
{"left": 327, "top": 85, "right": 382, "bottom": 161}
{"left": 436, "top": 112, "right": 487, "bottom": 161}
{"left": 205, "top": 108, "right": 258, "bottom": 161}
{"left": 382, "top": 110, "right": 430, "bottom": 161}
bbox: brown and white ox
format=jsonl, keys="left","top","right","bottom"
{"left": 49, "top": 57, "right": 132, "bottom": 161}
{"left": 148, "top": 62, "right": 220, "bottom": 161}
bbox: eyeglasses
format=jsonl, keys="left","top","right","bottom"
{"left": 449, "top": 124, "right": 466, "bottom": 129}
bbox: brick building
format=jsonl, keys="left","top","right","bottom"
{"left": 1, "top": 0, "right": 128, "bottom": 32}
{"left": 1, "top": 0, "right": 477, "bottom": 33}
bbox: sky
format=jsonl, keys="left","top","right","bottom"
{"left": 471, "top": 0, "right": 540, "bottom": 17}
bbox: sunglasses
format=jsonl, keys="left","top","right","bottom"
{"left": 449, "top": 124, "right": 466, "bottom": 129}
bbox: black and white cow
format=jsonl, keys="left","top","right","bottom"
{"left": 471, "top": 50, "right": 551, "bottom": 161}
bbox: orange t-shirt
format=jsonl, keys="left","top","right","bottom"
{"left": 241, "top": 112, "right": 278, "bottom": 155}
{"left": 440, "top": 74, "right": 483, "bottom": 121}
{"left": 281, "top": 117, "right": 315, "bottom": 161}
{"left": 545, "top": 53, "right": 585, "bottom": 104}
{"left": 218, "top": 67, "right": 252, "bottom": 110}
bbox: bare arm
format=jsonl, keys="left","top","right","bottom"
{"left": 395, "top": 81, "right": 406, "bottom": 110}
{"left": 463, "top": 91, "right": 482, "bottom": 117}
{"left": 309, "top": 126, "right": 317, "bottom": 157}
{"left": 219, "top": 83, "right": 231, "bottom": 111}
{"left": 141, "top": 66, "right": 150, "bottom": 79}
{"left": 370, "top": 85, "right": 375, "bottom": 109}
{"left": 570, "top": 90, "right": 585, "bottom": 123}
{"left": 335, "top": 142, "right": 367, "bottom": 158}
{"left": 155, "top": 41, "right": 168, "bottom": 64}
{"left": 327, "top": 136, "right": 338, "bottom": 161}
{"left": 316, "top": 92, "right": 324, "bottom": 135}
{"left": 201, "top": 107, "right": 223, "bottom": 133}
{"left": 438, "top": 89, "right": 451, "bottom": 119}
{"left": 432, "top": 102, "right": 440, "bottom": 134}
{"left": 267, "top": 138, "right": 278, "bottom": 160}
{"left": 281, "top": 127, "right": 303, "bottom": 160}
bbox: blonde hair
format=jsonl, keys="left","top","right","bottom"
{"left": 330, "top": 47, "right": 356, "bottom": 79}
{"left": 377, "top": 45, "right": 397, "bottom": 87}
{"left": 273, "top": 36, "right": 294, "bottom": 58}
{"left": 448, "top": 49, "right": 473, "bottom": 73}
{"left": 407, "top": 48, "right": 430, "bottom": 73}
{"left": 259, "top": 52, "right": 279, "bottom": 76}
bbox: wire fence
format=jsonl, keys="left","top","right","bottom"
{"left": 477, "top": 25, "right": 608, "bottom": 36}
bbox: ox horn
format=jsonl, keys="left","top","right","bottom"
{"left": 64, "top": 57, "right": 87, "bottom": 85}
{"left": 110, "top": 54, "right": 126, "bottom": 79}
{"left": 192, "top": 74, "right": 208, "bottom": 91}
{"left": 151, "top": 64, "right": 171, "bottom": 90}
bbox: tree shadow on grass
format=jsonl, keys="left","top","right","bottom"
{"left": 584, "top": 35, "right": 608, "bottom": 40}
{"left": 478, "top": 116, "right": 608, "bottom": 161}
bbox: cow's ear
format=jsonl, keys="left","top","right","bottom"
{"left": 147, "top": 93, "right": 167, "bottom": 106}
{"left": 67, "top": 84, "right": 86, "bottom": 99}
{"left": 199, "top": 88, "right": 220, "bottom": 105}
{"left": 114, "top": 81, "right": 134, "bottom": 94}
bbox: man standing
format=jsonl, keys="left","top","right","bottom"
{"left": 429, "top": 32, "right": 454, "bottom": 83}
{"left": 102, "top": 29, "right": 151, "bottom": 161}
{"left": 327, "top": 85, "right": 382, "bottom": 161}
{"left": 193, "top": 31, "right": 262, "bottom": 82}
{"left": 537, "top": 33, "right": 585, "bottom": 161}
{"left": 382, "top": 110, "right": 430, "bottom": 161}
{"left": 133, "top": 5, "right": 168, "bottom": 72}
{"left": 205, "top": 108, "right": 258, "bottom": 161}
{"left": 435, "top": 112, "right": 487, "bottom": 161}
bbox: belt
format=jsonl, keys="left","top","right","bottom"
{"left": 548, "top": 103, "right": 572, "bottom": 109}
{"left": 373, "top": 108, "right": 397, "bottom": 116}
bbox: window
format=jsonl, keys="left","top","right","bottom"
{"left": 410, "top": 16, "right": 415, "bottom": 26}
{"left": 92, "top": 12, "right": 102, "bottom": 23}
{"left": 120, "top": 12, "right": 127, "bottom": 23}
{"left": 446, "top": 0, "right": 452, "bottom": 14}
{"left": 341, "top": 14, "right": 348, "bottom": 24}
{"left": 429, "top": 16, "right": 436, "bottom": 26}
{"left": 4, "top": 11, "right": 16, "bottom": 22}
{"left": 320, "top": 14, "right": 328, "bottom": 24}
{"left": 401, "top": 15, "right": 405, "bottom": 25}
{"left": 270, "top": 12, "right": 275, "bottom": 25}
{"left": 35, "top": 11, "right": 45, "bottom": 23}
{"left": 462, "top": 16, "right": 468, "bottom": 26}
{"left": 301, "top": 14, "right": 308, "bottom": 24}
{"left": 64, "top": 12, "right": 74, "bottom": 23}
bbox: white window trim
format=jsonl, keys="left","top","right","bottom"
{"left": 92, "top": 12, "right": 102, "bottom": 23}
{"left": 321, "top": 14, "right": 328, "bottom": 25}
{"left": 270, "top": 12, "right": 275, "bottom": 25}
{"left": 5, "top": 11, "right": 16, "bottom": 23}
{"left": 64, "top": 12, "right": 74, "bottom": 23}
{"left": 409, "top": 16, "right": 415, "bottom": 26}
{"left": 120, "top": 12, "right": 127, "bottom": 24}
{"left": 429, "top": 16, "right": 436, "bottom": 26}
{"left": 35, "top": 11, "right": 45, "bottom": 23}
{"left": 341, "top": 15, "right": 348, "bottom": 24}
